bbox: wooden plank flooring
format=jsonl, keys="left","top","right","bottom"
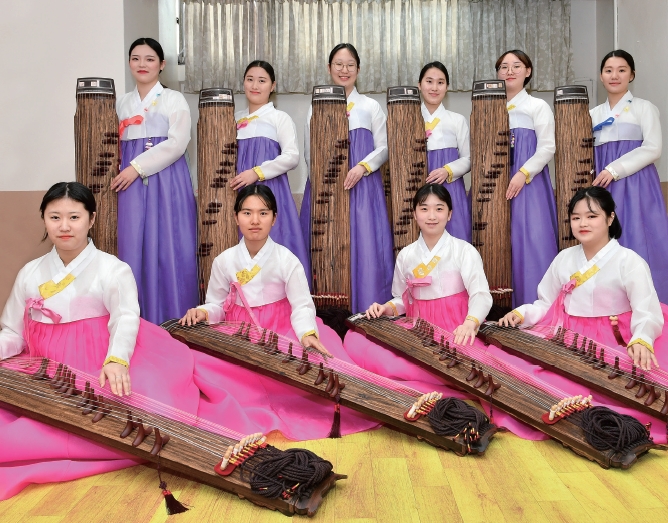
{"left": 2, "top": 428, "right": 667, "bottom": 523}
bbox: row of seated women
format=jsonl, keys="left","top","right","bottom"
{"left": 115, "top": 37, "right": 668, "bottom": 328}
{"left": 1, "top": 178, "right": 666, "bottom": 499}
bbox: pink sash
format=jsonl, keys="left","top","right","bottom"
{"left": 401, "top": 276, "right": 433, "bottom": 318}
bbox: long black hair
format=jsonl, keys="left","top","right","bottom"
{"left": 234, "top": 184, "right": 278, "bottom": 215}
{"left": 568, "top": 187, "right": 622, "bottom": 239}
{"left": 495, "top": 49, "right": 533, "bottom": 87}
{"left": 600, "top": 49, "right": 635, "bottom": 82}
{"left": 412, "top": 183, "right": 453, "bottom": 212}
{"left": 40, "top": 182, "right": 96, "bottom": 241}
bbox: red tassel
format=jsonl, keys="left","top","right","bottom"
{"left": 328, "top": 402, "right": 341, "bottom": 439}
{"left": 160, "top": 481, "right": 188, "bottom": 514}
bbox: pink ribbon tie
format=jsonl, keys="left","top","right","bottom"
{"left": 402, "top": 276, "right": 433, "bottom": 318}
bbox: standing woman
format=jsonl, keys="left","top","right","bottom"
{"left": 418, "top": 61, "right": 471, "bottom": 242}
{"left": 112, "top": 37, "right": 198, "bottom": 325}
{"left": 300, "top": 43, "right": 394, "bottom": 313}
{"left": 591, "top": 50, "right": 668, "bottom": 302}
{"left": 496, "top": 50, "right": 558, "bottom": 307}
{"left": 229, "top": 61, "right": 309, "bottom": 274}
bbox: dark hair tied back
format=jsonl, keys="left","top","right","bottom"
{"left": 495, "top": 49, "right": 533, "bottom": 87}
{"left": 244, "top": 60, "right": 276, "bottom": 84}
{"left": 234, "top": 184, "right": 278, "bottom": 215}
{"left": 600, "top": 49, "right": 635, "bottom": 82}
{"left": 328, "top": 43, "right": 360, "bottom": 68}
{"left": 128, "top": 37, "right": 165, "bottom": 63}
{"left": 40, "top": 182, "right": 97, "bottom": 242}
{"left": 418, "top": 61, "right": 450, "bottom": 86}
{"left": 568, "top": 186, "right": 622, "bottom": 240}
{"left": 412, "top": 183, "right": 453, "bottom": 212}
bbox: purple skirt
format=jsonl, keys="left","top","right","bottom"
{"left": 595, "top": 140, "right": 668, "bottom": 302}
{"left": 118, "top": 137, "right": 199, "bottom": 325}
{"left": 510, "top": 128, "right": 559, "bottom": 307}
{"left": 237, "top": 136, "right": 310, "bottom": 279}
{"left": 427, "top": 147, "right": 472, "bottom": 242}
{"left": 300, "top": 128, "right": 394, "bottom": 313}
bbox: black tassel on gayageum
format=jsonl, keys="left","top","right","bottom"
{"left": 427, "top": 397, "right": 493, "bottom": 437}
{"left": 242, "top": 447, "right": 334, "bottom": 501}
{"left": 580, "top": 406, "right": 652, "bottom": 453}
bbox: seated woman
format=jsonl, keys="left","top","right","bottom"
{"left": 0, "top": 182, "right": 201, "bottom": 499}
{"left": 181, "top": 184, "right": 377, "bottom": 439}
{"left": 344, "top": 184, "right": 543, "bottom": 439}
{"left": 498, "top": 186, "right": 667, "bottom": 442}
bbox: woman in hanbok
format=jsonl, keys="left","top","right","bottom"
{"left": 229, "top": 60, "right": 309, "bottom": 273}
{"left": 181, "top": 184, "right": 378, "bottom": 439}
{"left": 590, "top": 49, "right": 668, "bottom": 302}
{"left": 0, "top": 182, "right": 200, "bottom": 499}
{"left": 495, "top": 50, "right": 558, "bottom": 307}
{"left": 344, "top": 184, "right": 543, "bottom": 438}
{"left": 418, "top": 61, "right": 471, "bottom": 241}
{"left": 112, "top": 37, "right": 198, "bottom": 325}
{"left": 299, "top": 43, "right": 394, "bottom": 313}
{"left": 499, "top": 186, "right": 668, "bottom": 442}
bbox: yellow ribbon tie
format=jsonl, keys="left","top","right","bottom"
{"left": 39, "top": 274, "right": 76, "bottom": 300}
{"left": 425, "top": 118, "right": 441, "bottom": 132}
{"left": 412, "top": 256, "right": 441, "bottom": 279}
{"left": 346, "top": 102, "right": 355, "bottom": 113}
{"left": 570, "top": 265, "right": 600, "bottom": 287}
{"left": 236, "top": 265, "right": 261, "bottom": 285}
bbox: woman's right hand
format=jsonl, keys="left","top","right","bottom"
{"left": 179, "top": 308, "right": 207, "bottom": 326}
{"left": 365, "top": 302, "right": 391, "bottom": 319}
{"left": 499, "top": 312, "right": 522, "bottom": 327}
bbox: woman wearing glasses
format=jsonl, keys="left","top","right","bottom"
{"left": 300, "top": 43, "right": 394, "bottom": 313}
{"left": 495, "top": 50, "right": 558, "bottom": 307}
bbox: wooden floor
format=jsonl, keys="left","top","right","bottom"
{"left": 2, "top": 427, "right": 668, "bottom": 523}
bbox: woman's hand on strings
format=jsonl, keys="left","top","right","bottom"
{"left": 628, "top": 343, "right": 659, "bottom": 371}
{"left": 499, "top": 311, "right": 522, "bottom": 327}
{"left": 592, "top": 169, "right": 614, "bottom": 188}
{"left": 453, "top": 319, "right": 478, "bottom": 345}
{"left": 425, "top": 167, "right": 449, "bottom": 185}
{"left": 302, "top": 334, "right": 332, "bottom": 357}
{"left": 111, "top": 165, "right": 140, "bottom": 192}
{"left": 179, "top": 308, "right": 207, "bottom": 326}
{"left": 506, "top": 171, "right": 526, "bottom": 200}
{"left": 365, "top": 302, "right": 392, "bottom": 319}
{"left": 100, "top": 362, "right": 131, "bottom": 396}
{"left": 344, "top": 165, "right": 367, "bottom": 190}
{"left": 229, "top": 169, "right": 259, "bottom": 190}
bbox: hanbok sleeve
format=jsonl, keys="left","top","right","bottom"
{"left": 624, "top": 255, "right": 664, "bottom": 351}
{"left": 358, "top": 102, "right": 388, "bottom": 173}
{"left": 253, "top": 113, "right": 300, "bottom": 181}
{"left": 606, "top": 101, "right": 662, "bottom": 179}
{"left": 444, "top": 116, "right": 471, "bottom": 181}
{"left": 102, "top": 262, "right": 140, "bottom": 367}
{"left": 284, "top": 257, "right": 319, "bottom": 341}
{"left": 514, "top": 257, "right": 562, "bottom": 326}
{"left": 0, "top": 266, "right": 29, "bottom": 359}
{"left": 198, "top": 255, "right": 230, "bottom": 324}
{"left": 520, "top": 100, "right": 555, "bottom": 182}
{"left": 388, "top": 252, "right": 407, "bottom": 316}
{"left": 130, "top": 94, "right": 192, "bottom": 178}
{"left": 459, "top": 246, "right": 493, "bottom": 326}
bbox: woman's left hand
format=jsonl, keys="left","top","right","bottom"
{"left": 99, "top": 362, "right": 131, "bottom": 396}
{"left": 302, "top": 335, "right": 332, "bottom": 357}
{"left": 344, "top": 165, "right": 367, "bottom": 190}
{"left": 628, "top": 343, "right": 659, "bottom": 371}
{"left": 506, "top": 171, "right": 526, "bottom": 200}
{"left": 452, "top": 319, "right": 478, "bottom": 346}
{"left": 229, "top": 169, "right": 260, "bottom": 190}
{"left": 111, "top": 165, "right": 140, "bottom": 192}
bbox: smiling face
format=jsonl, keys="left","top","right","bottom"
{"left": 601, "top": 56, "right": 634, "bottom": 97}
{"left": 419, "top": 67, "right": 448, "bottom": 107}
{"left": 234, "top": 195, "right": 276, "bottom": 242}
{"left": 328, "top": 48, "right": 359, "bottom": 91}
{"left": 497, "top": 53, "right": 531, "bottom": 92}
{"left": 129, "top": 44, "right": 164, "bottom": 87}
{"left": 243, "top": 66, "right": 275, "bottom": 107}
{"left": 570, "top": 198, "right": 614, "bottom": 246}
{"left": 43, "top": 198, "right": 95, "bottom": 260}
{"left": 414, "top": 193, "right": 452, "bottom": 238}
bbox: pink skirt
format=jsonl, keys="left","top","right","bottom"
{"left": 192, "top": 298, "right": 379, "bottom": 440}
{"left": 0, "top": 316, "right": 201, "bottom": 499}
{"left": 344, "top": 293, "right": 546, "bottom": 440}
{"left": 484, "top": 302, "right": 668, "bottom": 444}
